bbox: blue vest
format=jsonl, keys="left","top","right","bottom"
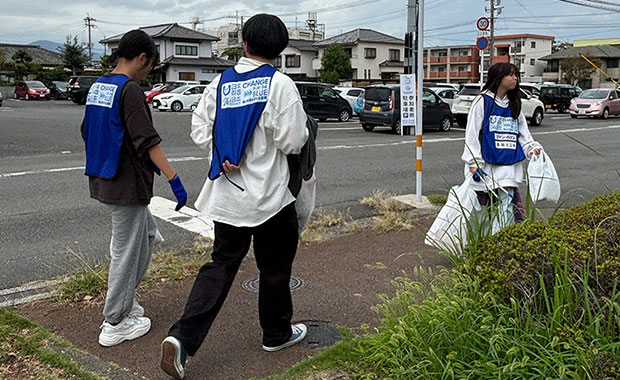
{"left": 209, "top": 65, "right": 277, "bottom": 180}
{"left": 480, "top": 94, "right": 525, "bottom": 165}
{"left": 82, "top": 74, "right": 131, "bottom": 178}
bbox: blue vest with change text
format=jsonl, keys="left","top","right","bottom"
{"left": 209, "top": 65, "right": 277, "bottom": 180}
{"left": 480, "top": 94, "right": 526, "bottom": 165}
{"left": 82, "top": 74, "right": 131, "bottom": 178}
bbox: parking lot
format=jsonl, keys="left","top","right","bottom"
{"left": 1, "top": 97, "right": 620, "bottom": 288}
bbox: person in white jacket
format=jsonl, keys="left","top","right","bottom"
{"left": 462, "top": 62, "right": 542, "bottom": 231}
{"left": 160, "top": 14, "right": 309, "bottom": 379}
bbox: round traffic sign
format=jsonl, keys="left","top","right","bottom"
{"left": 476, "top": 37, "right": 489, "bottom": 50}
{"left": 477, "top": 17, "right": 490, "bottom": 31}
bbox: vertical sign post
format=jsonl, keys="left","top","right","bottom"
{"left": 400, "top": 74, "right": 416, "bottom": 137}
{"left": 476, "top": 17, "right": 490, "bottom": 88}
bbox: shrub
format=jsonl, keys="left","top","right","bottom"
{"left": 465, "top": 192, "right": 620, "bottom": 302}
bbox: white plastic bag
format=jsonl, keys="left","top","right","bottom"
{"left": 527, "top": 151, "right": 560, "bottom": 203}
{"left": 425, "top": 175, "right": 482, "bottom": 253}
{"left": 295, "top": 174, "right": 316, "bottom": 234}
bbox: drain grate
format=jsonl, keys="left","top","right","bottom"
{"left": 241, "top": 275, "right": 307, "bottom": 293}
{"left": 298, "top": 321, "right": 342, "bottom": 349}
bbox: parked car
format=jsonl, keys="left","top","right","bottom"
{"left": 68, "top": 76, "right": 98, "bottom": 105}
{"left": 519, "top": 83, "right": 541, "bottom": 98}
{"left": 334, "top": 86, "right": 365, "bottom": 115}
{"left": 45, "top": 80, "right": 69, "bottom": 100}
{"left": 152, "top": 84, "right": 207, "bottom": 112}
{"left": 14, "top": 81, "right": 51, "bottom": 100}
{"left": 295, "top": 82, "right": 352, "bottom": 122}
{"left": 144, "top": 82, "right": 166, "bottom": 96}
{"left": 430, "top": 87, "right": 458, "bottom": 108}
{"left": 539, "top": 84, "right": 581, "bottom": 113}
{"left": 451, "top": 84, "right": 545, "bottom": 127}
{"left": 569, "top": 88, "right": 620, "bottom": 119}
{"left": 423, "top": 82, "right": 460, "bottom": 90}
{"left": 146, "top": 82, "right": 185, "bottom": 103}
{"left": 359, "top": 85, "right": 453, "bottom": 134}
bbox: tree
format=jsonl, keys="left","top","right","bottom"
{"left": 57, "top": 35, "right": 89, "bottom": 75}
{"left": 552, "top": 40, "right": 572, "bottom": 53}
{"left": 11, "top": 50, "right": 33, "bottom": 81}
{"left": 320, "top": 43, "right": 352, "bottom": 84}
{"left": 221, "top": 46, "right": 244, "bottom": 62}
{"left": 36, "top": 65, "right": 68, "bottom": 82}
{"left": 561, "top": 56, "right": 601, "bottom": 86}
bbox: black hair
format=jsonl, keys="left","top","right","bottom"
{"left": 482, "top": 62, "right": 521, "bottom": 119}
{"left": 107, "top": 29, "right": 158, "bottom": 68}
{"left": 242, "top": 14, "right": 289, "bottom": 60}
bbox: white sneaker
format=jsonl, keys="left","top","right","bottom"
{"left": 98, "top": 315, "right": 151, "bottom": 347}
{"left": 129, "top": 299, "right": 144, "bottom": 317}
{"left": 262, "top": 323, "right": 308, "bottom": 352}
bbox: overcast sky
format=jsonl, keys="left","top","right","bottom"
{"left": 1, "top": 0, "right": 619, "bottom": 50}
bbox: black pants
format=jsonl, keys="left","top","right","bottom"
{"left": 168, "top": 202, "right": 299, "bottom": 356}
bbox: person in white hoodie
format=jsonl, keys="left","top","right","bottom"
{"left": 160, "top": 14, "right": 309, "bottom": 379}
{"left": 462, "top": 62, "right": 542, "bottom": 231}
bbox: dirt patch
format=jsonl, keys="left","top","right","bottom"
{"left": 17, "top": 216, "right": 448, "bottom": 380}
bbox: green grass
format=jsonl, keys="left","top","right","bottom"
{"left": 426, "top": 194, "right": 447, "bottom": 206}
{"left": 0, "top": 309, "right": 104, "bottom": 379}
{"left": 361, "top": 191, "right": 415, "bottom": 234}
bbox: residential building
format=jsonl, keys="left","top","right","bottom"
{"left": 480, "top": 34, "right": 553, "bottom": 79}
{"left": 540, "top": 45, "right": 620, "bottom": 89}
{"left": 0, "top": 43, "right": 66, "bottom": 82}
{"left": 214, "top": 23, "right": 324, "bottom": 60}
{"left": 100, "top": 23, "right": 234, "bottom": 83}
{"left": 423, "top": 44, "right": 480, "bottom": 84}
{"left": 274, "top": 39, "right": 319, "bottom": 80}
{"left": 314, "top": 28, "right": 404, "bottom": 81}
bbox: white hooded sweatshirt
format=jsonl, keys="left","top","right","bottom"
{"left": 461, "top": 90, "right": 542, "bottom": 191}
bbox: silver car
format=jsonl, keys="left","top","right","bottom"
{"left": 430, "top": 87, "right": 458, "bottom": 108}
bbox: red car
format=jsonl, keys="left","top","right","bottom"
{"left": 14, "top": 81, "right": 51, "bottom": 100}
{"left": 145, "top": 82, "right": 184, "bottom": 103}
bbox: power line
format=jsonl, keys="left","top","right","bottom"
{"left": 556, "top": 0, "right": 620, "bottom": 12}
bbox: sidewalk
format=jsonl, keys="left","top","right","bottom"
{"left": 16, "top": 214, "right": 448, "bottom": 379}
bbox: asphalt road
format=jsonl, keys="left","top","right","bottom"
{"left": 1, "top": 98, "right": 619, "bottom": 289}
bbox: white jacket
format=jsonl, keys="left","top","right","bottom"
{"left": 190, "top": 58, "right": 309, "bottom": 227}
{"left": 461, "top": 91, "right": 542, "bottom": 191}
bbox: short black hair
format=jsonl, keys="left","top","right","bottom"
{"left": 242, "top": 14, "right": 289, "bottom": 60}
{"left": 108, "top": 29, "right": 158, "bottom": 66}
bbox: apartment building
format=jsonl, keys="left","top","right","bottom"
{"left": 480, "top": 34, "right": 553, "bottom": 79}
{"left": 423, "top": 44, "right": 480, "bottom": 84}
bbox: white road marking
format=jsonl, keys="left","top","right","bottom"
{"left": 1, "top": 125, "right": 618, "bottom": 179}
{"left": 320, "top": 127, "right": 360, "bottom": 131}
{"left": 149, "top": 196, "right": 214, "bottom": 238}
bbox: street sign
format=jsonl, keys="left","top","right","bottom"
{"left": 477, "top": 17, "right": 490, "bottom": 31}
{"left": 477, "top": 30, "right": 491, "bottom": 37}
{"left": 476, "top": 37, "right": 489, "bottom": 51}
{"left": 399, "top": 74, "right": 416, "bottom": 129}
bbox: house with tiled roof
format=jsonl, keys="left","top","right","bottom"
{"left": 274, "top": 39, "right": 320, "bottom": 80}
{"left": 0, "top": 43, "right": 66, "bottom": 82}
{"left": 313, "top": 29, "right": 405, "bottom": 80}
{"left": 540, "top": 44, "right": 620, "bottom": 88}
{"left": 100, "top": 23, "right": 234, "bottom": 83}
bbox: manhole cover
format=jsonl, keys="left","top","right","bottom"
{"left": 241, "top": 275, "right": 307, "bottom": 293}
{"left": 298, "top": 321, "right": 342, "bottom": 349}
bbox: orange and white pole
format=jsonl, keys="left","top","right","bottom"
{"left": 415, "top": 0, "right": 424, "bottom": 202}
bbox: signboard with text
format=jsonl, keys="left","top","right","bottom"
{"left": 399, "top": 74, "right": 416, "bottom": 128}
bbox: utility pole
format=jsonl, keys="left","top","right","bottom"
{"left": 84, "top": 13, "right": 96, "bottom": 62}
{"left": 486, "top": 0, "right": 502, "bottom": 64}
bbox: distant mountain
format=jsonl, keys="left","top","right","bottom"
{"left": 29, "top": 40, "right": 105, "bottom": 61}
{"left": 30, "top": 40, "right": 63, "bottom": 54}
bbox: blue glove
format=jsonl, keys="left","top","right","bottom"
{"left": 169, "top": 175, "right": 187, "bottom": 211}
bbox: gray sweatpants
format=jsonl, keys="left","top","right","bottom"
{"left": 103, "top": 204, "right": 157, "bottom": 324}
